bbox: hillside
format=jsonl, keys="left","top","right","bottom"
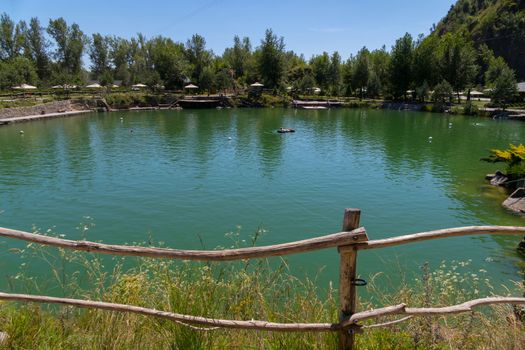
{"left": 435, "top": 0, "right": 525, "bottom": 80}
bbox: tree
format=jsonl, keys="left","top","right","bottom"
{"left": 310, "top": 52, "right": 331, "bottom": 91}
{"left": 223, "top": 36, "right": 252, "bottom": 81}
{"left": 215, "top": 68, "right": 234, "bottom": 92}
{"left": 0, "top": 13, "right": 25, "bottom": 60}
{"left": 413, "top": 34, "right": 440, "bottom": 90}
{"left": 486, "top": 58, "right": 518, "bottom": 108}
{"left": 186, "top": 34, "right": 212, "bottom": 85}
{"left": 342, "top": 56, "right": 354, "bottom": 96}
{"left": 432, "top": 79, "right": 453, "bottom": 104}
{"left": 0, "top": 56, "right": 38, "bottom": 89}
{"left": 148, "top": 36, "right": 188, "bottom": 89}
{"left": 368, "top": 46, "right": 390, "bottom": 96}
{"left": 389, "top": 33, "right": 414, "bottom": 100}
{"left": 128, "top": 34, "right": 150, "bottom": 84}
{"left": 352, "top": 47, "right": 370, "bottom": 99}
{"left": 257, "top": 29, "right": 285, "bottom": 89}
{"left": 109, "top": 37, "right": 131, "bottom": 85}
{"left": 89, "top": 33, "right": 110, "bottom": 79}
{"left": 199, "top": 66, "right": 215, "bottom": 95}
{"left": 328, "top": 51, "right": 342, "bottom": 95}
{"left": 438, "top": 33, "right": 478, "bottom": 101}
{"left": 47, "top": 18, "right": 87, "bottom": 77}
{"left": 26, "top": 18, "right": 50, "bottom": 82}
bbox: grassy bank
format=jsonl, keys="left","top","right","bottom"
{"left": 0, "top": 232, "right": 523, "bottom": 350}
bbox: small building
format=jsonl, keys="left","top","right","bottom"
{"left": 518, "top": 82, "right": 525, "bottom": 98}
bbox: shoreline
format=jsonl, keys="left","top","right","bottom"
{"left": 0, "top": 109, "right": 93, "bottom": 125}
{"left": 1, "top": 101, "right": 524, "bottom": 127}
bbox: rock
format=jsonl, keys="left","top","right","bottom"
{"left": 490, "top": 171, "right": 508, "bottom": 186}
{"left": 518, "top": 237, "right": 525, "bottom": 255}
{"left": 502, "top": 188, "right": 525, "bottom": 215}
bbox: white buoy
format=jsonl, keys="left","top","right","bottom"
{"left": 228, "top": 136, "right": 232, "bottom": 140}
{"left": 19, "top": 130, "right": 24, "bottom": 134}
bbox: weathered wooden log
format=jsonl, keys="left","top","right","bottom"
{"left": 341, "top": 297, "right": 525, "bottom": 328}
{"left": 0, "top": 227, "right": 367, "bottom": 261}
{"left": 0, "top": 292, "right": 337, "bottom": 332}
{"left": 0, "top": 292, "right": 523, "bottom": 333}
{"left": 338, "top": 226, "right": 525, "bottom": 252}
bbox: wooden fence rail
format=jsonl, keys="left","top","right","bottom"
{"left": 1, "top": 210, "right": 524, "bottom": 350}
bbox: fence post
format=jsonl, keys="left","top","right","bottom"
{"left": 339, "top": 208, "right": 361, "bottom": 350}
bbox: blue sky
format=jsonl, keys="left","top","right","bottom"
{"left": 4, "top": 0, "right": 456, "bottom": 59}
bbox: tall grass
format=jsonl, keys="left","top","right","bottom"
{"left": 0, "top": 228, "right": 523, "bottom": 349}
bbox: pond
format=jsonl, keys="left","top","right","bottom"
{"left": 0, "top": 108, "right": 524, "bottom": 292}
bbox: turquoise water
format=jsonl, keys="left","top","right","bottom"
{"left": 0, "top": 108, "right": 524, "bottom": 291}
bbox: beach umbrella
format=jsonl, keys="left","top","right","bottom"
{"left": 184, "top": 84, "right": 199, "bottom": 89}
{"left": 313, "top": 87, "right": 321, "bottom": 94}
{"left": 86, "top": 83, "right": 102, "bottom": 88}
{"left": 470, "top": 90, "right": 484, "bottom": 96}
{"left": 14, "top": 83, "right": 37, "bottom": 90}
{"left": 250, "top": 82, "right": 264, "bottom": 87}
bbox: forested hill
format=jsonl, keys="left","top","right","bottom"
{"left": 435, "top": 0, "right": 525, "bottom": 80}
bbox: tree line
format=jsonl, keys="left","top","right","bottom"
{"left": 0, "top": 13, "right": 519, "bottom": 102}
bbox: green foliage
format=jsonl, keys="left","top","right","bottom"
{"left": 388, "top": 33, "right": 414, "bottom": 99}
{"left": 435, "top": 0, "right": 525, "bottom": 80}
{"left": 0, "top": 56, "right": 38, "bottom": 89}
{"left": 88, "top": 33, "right": 110, "bottom": 79}
{"left": 185, "top": 34, "right": 212, "bottom": 86}
{"left": 486, "top": 57, "right": 518, "bottom": 107}
{"left": 483, "top": 144, "right": 525, "bottom": 179}
{"left": 438, "top": 33, "right": 479, "bottom": 96}
{"left": 352, "top": 47, "right": 370, "bottom": 99}
{"left": 257, "top": 29, "right": 285, "bottom": 89}
{"left": 432, "top": 80, "right": 453, "bottom": 104}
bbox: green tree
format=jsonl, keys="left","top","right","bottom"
{"left": 438, "top": 33, "right": 478, "bottom": 101}
{"left": 148, "top": 36, "right": 188, "bottom": 89}
{"left": 486, "top": 58, "right": 518, "bottom": 108}
{"left": 186, "top": 34, "right": 212, "bottom": 85}
{"left": 26, "top": 17, "right": 50, "bottom": 82}
{"left": 352, "top": 47, "right": 370, "bottom": 99}
{"left": 199, "top": 66, "right": 215, "bottom": 95}
{"left": 47, "top": 18, "right": 87, "bottom": 77}
{"left": 257, "top": 29, "right": 285, "bottom": 88}
{"left": 368, "top": 46, "right": 390, "bottom": 96}
{"left": 342, "top": 56, "right": 354, "bottom": 96}
{"left": 0, "top": 13, "right": 26, "bottom": 60}
{"left": 413, "top": 34, "right": 440, "bottom": 91}
{"left": 432, "top": 79, "right": 453, "bottom": 104}
{"left": 310, "top": 52, "right": 331, "bottom": 91}
{"left": 0, "top": 56, "right": 38, "bottom": 88}
{"left": 109, "top": 37, "right": 131, "bottom": 85}
{"left": 89, "top": 33, "right": 111, "bottom": 79}
{"left": 128, "top": 34, "right": 150, "bottom": 84}
{"left": 223, "top": 36, "right": 252, "bottom": 81}
{"left": 389, "top": 33, "right": 414, "bottom": 100}
{"left": 328, "top": 51, "right": 342, "bottom": 95}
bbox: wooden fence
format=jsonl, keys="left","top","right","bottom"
{"left": 0, "top": 208, "right": 524, "bottom": 349}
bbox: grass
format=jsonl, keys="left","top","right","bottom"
{"left": 0, "top": 227, "right": 523, "bottom": 349}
